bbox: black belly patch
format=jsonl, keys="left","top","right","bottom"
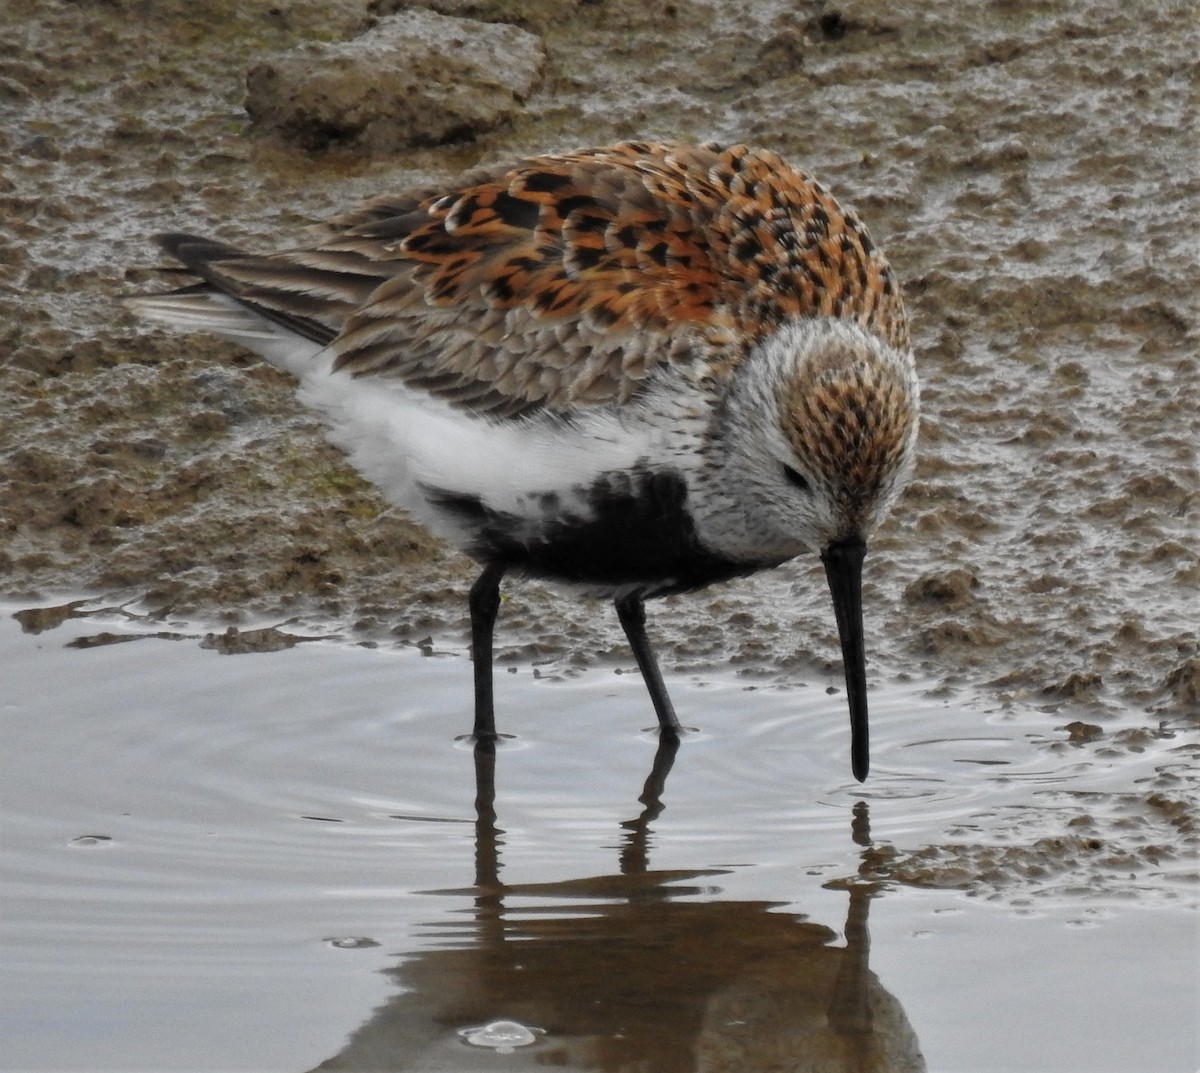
{"left": 420, "top": 469, "right": 750, "bottom": 596}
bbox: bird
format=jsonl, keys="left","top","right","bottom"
{"left": 126, "top": 140, "right": 919, "bottom": 782}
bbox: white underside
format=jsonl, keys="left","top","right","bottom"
{"left": 129, "top": 292, "right": 681, "bottom": 550}
{"left": 307, "top": 366, "right": 664, "bottom": 548}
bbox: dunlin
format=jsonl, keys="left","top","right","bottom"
{"left": 128, "top": 141, "right": 919, "bottom": 781}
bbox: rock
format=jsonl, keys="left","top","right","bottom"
{"left": 1164, "top": 658, "right": 1200, "bottom": 710}
{"left": 903, "top": 567, "right": 979, "bottom": 610}
{"left": 1042, "top": 672, "right": 1103, "bottom": 699}
{"left": 1062, "top": 720, "right": 1103, "bottom": 745}
{"left": 200, "top": 625, "right": 308, "bottom": 654}
{"left": 370, "top": 0, "right": 576, "bottom": 35}
{"left": 244, "top": 9, "right": 545, "bottom": 151}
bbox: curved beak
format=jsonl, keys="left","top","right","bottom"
{"left": 820, "top": 539, "right": 870, "bottom": 782}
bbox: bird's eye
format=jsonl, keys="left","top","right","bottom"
{"left": 783, "top": 464, "right": 810, "bottom": 493}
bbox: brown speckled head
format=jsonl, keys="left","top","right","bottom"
{"left": 779, "top": 345, "right": 917, "bottom": 541}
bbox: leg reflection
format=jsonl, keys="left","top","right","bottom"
{"left": 472, "top": 740, "right": 503, "bottom": 937}
{"left": 619, "top": 732, "right": 680, "bottom": 876}
{"left": 472, "top": 727, "right": 682, "bottom": 885}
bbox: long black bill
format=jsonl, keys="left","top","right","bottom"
{"left": 820, "top": 539, "right": 870, "bottom": 782}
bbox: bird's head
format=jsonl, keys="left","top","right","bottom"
{"left": 714, "top": 318, "right": 919, "bottom": 780}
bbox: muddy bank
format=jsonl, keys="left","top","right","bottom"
{"left": 1, "top": 0, "right": 1197, "bottom": 728}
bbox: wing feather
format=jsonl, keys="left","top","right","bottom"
{"left": 138, "top": 142, "right": 908, "bottom": 419}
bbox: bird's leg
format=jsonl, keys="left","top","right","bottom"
{"left": 468, "top": 562, "right": 507, "bottom": 745}
{"left": 614, "top": 592, "right": 682, "bottom": 737}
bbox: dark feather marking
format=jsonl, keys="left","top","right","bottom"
{"left": 421, "top": 470, "right": 753, "bottom": 595}
{"left": 569, "top": 245, "right": 605, "bottom": 271}
{"left": 520, "top": 170, "right": 573, "bottom": 193}
{"left": 615, "top": 224, "right": 640, "bottom": 247}
{"left": 554, "top": 194, "right": 599, "bottom": 219}
{"left": 646, "top": 242, "right": 669, "bottom": 266}
{"left": 492, "top": 192, "right": 542, "bottom": 230}
{"left": 569, "top": 213, "right": 610, "bottom": 235}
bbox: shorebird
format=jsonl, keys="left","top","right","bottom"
{"left": 128, "top": 141, "right": 919, "bottom": 781}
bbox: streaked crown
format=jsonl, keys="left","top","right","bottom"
{"left": 779, "top": 332, "right": 918, "bottom": 542}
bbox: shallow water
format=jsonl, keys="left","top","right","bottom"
{"left": 1, "top": 602, "right": 1195, "bottom": 1072}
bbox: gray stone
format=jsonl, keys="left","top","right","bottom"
{"left": 245, "top": 9, "right": 545, "bottom": 151}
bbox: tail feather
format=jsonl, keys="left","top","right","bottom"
{"left": 126, "top": 232, "right": 342, "bottom": 371}
{"left": 126, "top": 288, "right": 280, "bottom": 341}
{"left": 125, "top": 288, "right": 330, "bottom": 374}
{"left": 155, "top": 232, "right": 248, "bottom": 272}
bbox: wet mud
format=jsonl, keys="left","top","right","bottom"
{"left": 1, "top": 0, "right": 1198, "bottom": 904}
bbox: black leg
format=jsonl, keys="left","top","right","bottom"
{"left": 468, "top": 562, "right": 506, "bottom": 743}
{"left": 614, "top": 592, "right": 681, "bottom": 736}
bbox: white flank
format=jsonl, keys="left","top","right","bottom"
{"left": 128, "top": 291, "right": 664, "bottom": 545}
{"left": 303, "top": 370, "right": 659, "bottom": 545}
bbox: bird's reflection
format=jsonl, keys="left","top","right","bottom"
{"left": 311, "top": 740, "right": 924, "bottom": 1072}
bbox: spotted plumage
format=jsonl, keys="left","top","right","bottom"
{"left": 127, "top": 140, "right": 920, "bottom": 782}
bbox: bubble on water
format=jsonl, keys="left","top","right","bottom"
{"left": 458, "top": 1020, "right": 544, "bottom": 1053}
{"left": 324, "top": 936, "right": 380, "bottom": 949}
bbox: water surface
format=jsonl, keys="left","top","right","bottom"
{"left": 1, "top": 603, "right": 1195, "bottom": 1071}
